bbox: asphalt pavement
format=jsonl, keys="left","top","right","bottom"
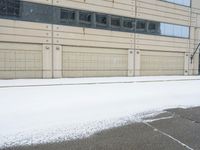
{"left": 2, "top": 107, "right": 200, "bottom": 150}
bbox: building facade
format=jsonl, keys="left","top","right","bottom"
{"left": 0, "top": 0, "right": 199, "bottom": 78}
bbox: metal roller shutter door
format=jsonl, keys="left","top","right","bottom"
{"left": 140, "top": 51, "right": 185, "bottom": 76}
{"left": 0, "top": 42, "right": 43, "bottom": 79}
{"left": 62, "top": 46, "right": 128, "bottom": 77}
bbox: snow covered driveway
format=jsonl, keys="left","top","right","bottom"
{"left": 0, "top": 76, "right": 200, "bottom": 148}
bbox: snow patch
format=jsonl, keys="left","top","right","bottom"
{"left": 0, "top": 76, "right": 200, "bottom": 148}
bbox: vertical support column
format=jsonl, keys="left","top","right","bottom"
{"left": 135, "top": 50, "right": 140, "bottom": 76}
{"left": 53, "top": 45, "right": 62, "bottom": 78}
{"left": 43, "top": 44, "right": 53, "bottom": 78}
{"left": 128, "top": 49, "right": 135, "bottom": 77}
{"left": 184, "top": 53, "right": 189, "bottom": 75}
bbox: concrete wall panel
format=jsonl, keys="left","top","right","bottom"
{"left": 0, "top": 19, "right": 52, "bottom": 44}
{"left": 137, "top": 0, "right": 191, "bottom": 26}
{"left": 53, "top": 25, "right": 134, "bottom": 49}
{"left": 53, "top": 0, "right": 135, "bottom": 18}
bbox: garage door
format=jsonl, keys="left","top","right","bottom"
{"left": 0, "top": 42, "right": 43, "bottom": 79}
{"left": 62, "top": 46, "right": 128, "bottom": 77}
{"left": 140, "top": 51, "right": 185, "bottom": 76}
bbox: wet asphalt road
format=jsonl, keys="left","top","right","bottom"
{"left": 2, "top": 107, "right": 200, "bottom": 150}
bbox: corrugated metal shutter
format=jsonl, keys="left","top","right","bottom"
{"left": 0, "top": 42, "right": 43, "bottom": 79}
{"left": 140, "top": 51, "right": 185, "bottom": 76}
{"left": 62, "top": 46, "right": 128, "bottom": 77}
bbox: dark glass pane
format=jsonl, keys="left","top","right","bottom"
{"left": 21, "top": 2, "right": 52, "bottom": 23}
{"left": 136, "top": 21, "right": 146, "bottom": 29}
{"left": 148, "top": 22, "right": 156, "bottom": 30}
{"left": 123, "top": 18, "right": 134, "bottom": 30}
{"left": 148, "top": 22, "right": 160, "bottom": 34}
{"left": 96, "top": 13, "right": 107, "bottom": 25}
{"left": 136, "top": 20, "right": 146, "bottom": 32}
{"left": 111, "top": 16, "right": 120, "bottom": 27}
{"left": 60, "top": 9, "right": 76, "bottom": 21}
{"left": 0, "top": 0, "right": 20, "bottom": 17}
{"left": 79, "top": 11, "right": 91, "bottom": 23}
{"left": 0, "top": 0, "right": 7, "bottom": 15}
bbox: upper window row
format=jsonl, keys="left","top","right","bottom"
{"left": 60, "top": 9, "right": 189, "bottom": 38}
{"left": 0, "top": 0, "right": 190, "bottom": 38}
{"left": 162, "top": 0, "right": 191, "bottom": 7}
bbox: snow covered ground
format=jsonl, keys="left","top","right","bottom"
{"left": 0, "top": 76, "right": 200, "bottom": 148}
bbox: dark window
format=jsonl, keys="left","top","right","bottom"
{"left": 0, "top": 0, "right": 20, "bottom": 17}
{"left": 96, "top": 13, "right": 107, "bottom": 26}
{"left": 61, "top": 9, "right": 75, "bottom": 21}
{"left": 21, "top": 2, "right": 52, "bottom": 23}
{"left": 136, "top": 20, "right": 146, "bottom": 32}
{"left": 123, "top": 18, "right": 134, "bottom": 30}
{"left": 148, "top": 22, "right": 160, "bottom": 33}
{"left": 148, "top": 22, "right": 156, "bottom": 30}
{"left": 79, "top": 11, "right": 92, "bottom": 24}
{"left": 111, "top": 16, "right": 120, "bottom": 28}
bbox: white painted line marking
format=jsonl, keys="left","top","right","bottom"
{"left": 144, "top": 115, "right": 174, "bottom": 123}
{"left": 144, "top": 122, "right": 194, "bottom": 150}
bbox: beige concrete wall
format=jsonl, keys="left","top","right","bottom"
{"left": 53, "top": 0, "right": 193, "bottom": 77}
{"left": 53, "top": 0, "right": 135, "bottom": 18}
{"left": 0, "top": 0, "right": 199, "bottom": 78}
{"left": 0, "top": 18, "right": 53, "bottom": 79}
{"left": 136, "top": 0, "right": 191, "bottom": 26}
{"left": 0, "top": 19, "right": 52, "bottom": 44}
{"left": 53, "top": 25, "right": 134, "bottom": 49}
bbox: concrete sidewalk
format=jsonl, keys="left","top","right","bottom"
{"left": 3, "top": 107, "right": 200, "bottom": 150}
